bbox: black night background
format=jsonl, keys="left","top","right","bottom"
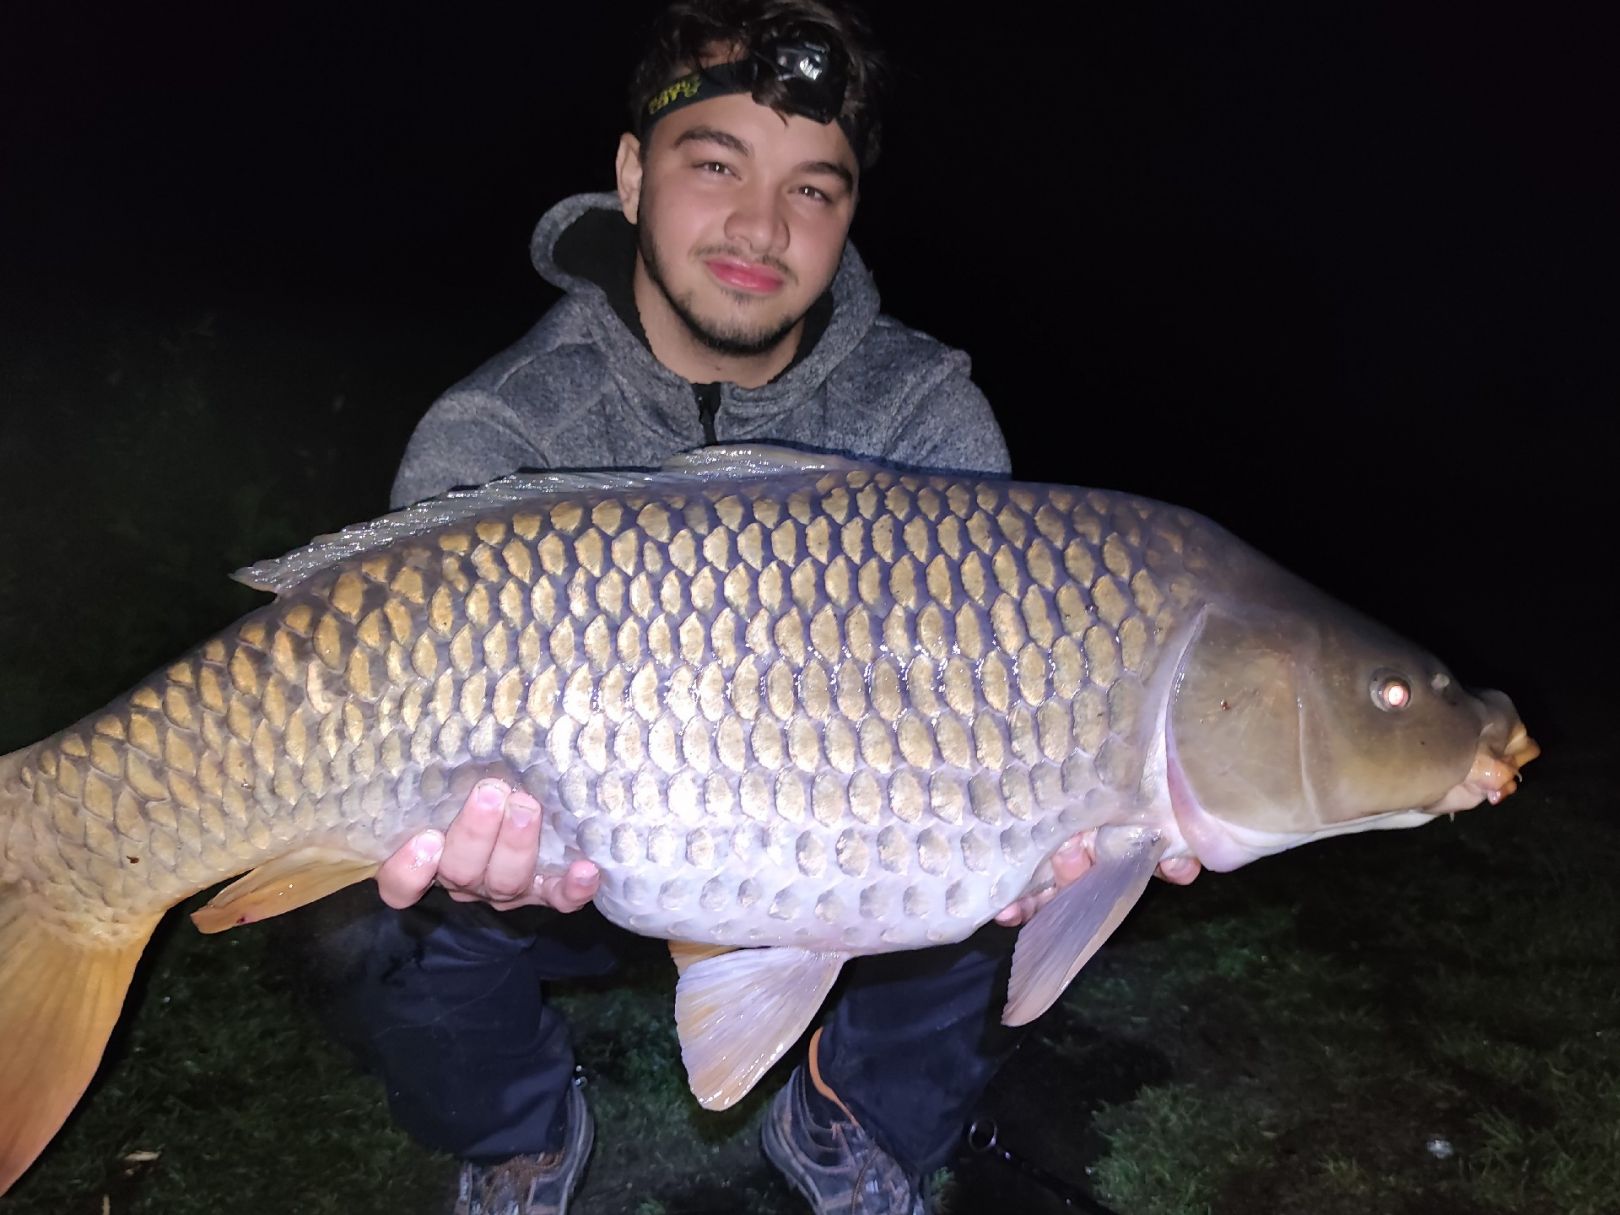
{"left": 1, "top": 3, "right": 1614, "bottom": 1213}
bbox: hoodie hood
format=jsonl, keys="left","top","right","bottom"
{"left": 392, "top": 192, "right": 1007, "bottom": 507}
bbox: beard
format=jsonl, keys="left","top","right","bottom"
{"left": 638, "top": 222, "right": 803, "bottom": 358}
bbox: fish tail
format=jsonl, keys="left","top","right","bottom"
{"left": 0, "top": 754, "right": 161, "bottom": 1196}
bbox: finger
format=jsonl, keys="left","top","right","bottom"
{"left": 1050, "top": 833, "right": 1095, "bottom": 888}
{"left": 456, "top": 859, "right": 602, "bottom": 913}
{"left": 1155, "top": 857, "right": 1202, "bottom": 885}
{"left": 435, "top": 779, "right": 510, "bottom": 889}
{"left": 480, "top": 789, "right": 544, "bottom": 901}
{"left": 376, "top": 831, "right": 445, "bottom": 909}
{"left": 533, "top": 859, "right": 601, "bottom": 913}
{"left": 558, "top": 859, "right": 601, "bottom": 910}
{"left": 994, "top": 888, "right": 1045, "bottom": 927}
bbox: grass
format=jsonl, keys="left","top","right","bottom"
{"left": 1067, "top": 774, "right": 1620, "bottom": 1215}
{"left": 3, "top": 304, "right": 1614, "bottom": 1213}
{"left": 4, "top": 911, "right": 450, "bottom": 1214}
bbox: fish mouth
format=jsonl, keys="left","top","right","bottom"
{"left": 1428, "top": 697, "right": 1540, "bottom": 815}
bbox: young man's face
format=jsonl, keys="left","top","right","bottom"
{"left": 617, "top": 91, "right": 859, "bottom": 359}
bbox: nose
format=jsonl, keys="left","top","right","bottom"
{"left": 724, "top": 186, "right": 788, "bottom": 255}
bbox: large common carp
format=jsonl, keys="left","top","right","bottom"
{"left": 0, "top": 445, "right": 1537, "bottom": 1194}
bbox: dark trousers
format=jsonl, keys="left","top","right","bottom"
{"left": 304, "top": 889, "right": 1023, "bottom": 1176}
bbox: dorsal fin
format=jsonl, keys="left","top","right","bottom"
{"left": 233, "top": 445, "right": 876, "bottom": 596}
{"left": 232, "top": 469, "right": 649, "bottom": 593}
{"left": 660, "top": 443, "right": 864, "bottom": 478}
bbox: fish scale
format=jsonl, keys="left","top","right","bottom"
{"left": 8, "top": 467, "right": 1190, "bottom": 950}
{"left": 507, "top": 471, "right": 1179, "bottom": 949}
{"left": 0, "top": 445, "right": 1538, "bottom": 1188}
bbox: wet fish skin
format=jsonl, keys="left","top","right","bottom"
{"left": 0, "top": 446, "right": 1536, "bottom": 1193}
{"left": 4, "top": 463, "right": 1201, "bottom": 943}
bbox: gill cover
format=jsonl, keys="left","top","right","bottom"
{"left": 1168, "top": 604, "right": 1482, "bottom": 839}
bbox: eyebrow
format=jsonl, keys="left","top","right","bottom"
{"left": 673, "top": 125, "right": 752, "bottom": 157}
{"left": 797, "top": 159, "right": 856, "bottom": 193}
{"left": 673, "top": 125, "right": 856, "bottom": 193}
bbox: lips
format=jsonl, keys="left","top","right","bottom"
{"left": 1429, "top": 720, "right": 1540, "bottom": 813}
{"left": 705, "top": 258, "right": 784, "bottom": 293}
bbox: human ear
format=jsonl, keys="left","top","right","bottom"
{"left": 615, "top": 133, "right": 644, "bottom": 222}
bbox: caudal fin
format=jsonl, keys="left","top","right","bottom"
{"left": 0, "top": 887, "right": 158, "bottom": 1196}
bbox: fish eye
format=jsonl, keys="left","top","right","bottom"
{"left": 1370, "top": 670, "right": 1412, "bottom": 712}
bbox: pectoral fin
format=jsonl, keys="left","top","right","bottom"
{"left": 672, "top": 944, "right": 846, "bottom": 1110}
{"left": 1002, "top": 827, "right": 1168, "bottom": 1026}
{"left": 190, "top": 847, "right": 380, "bottom": 933}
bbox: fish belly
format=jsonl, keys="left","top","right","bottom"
{"left": 496, "top": 473, "right": 1204, "bottom": 950}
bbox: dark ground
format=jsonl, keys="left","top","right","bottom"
{"left": 2, "top": 2, "right": 1616, "bottom": 1212}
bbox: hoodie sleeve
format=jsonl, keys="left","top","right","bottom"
{"left": 882, "top": 367, "right": 1012, "bottom": 478}
{"left": 389, "top": 389, "right": 548, "bottom": 509}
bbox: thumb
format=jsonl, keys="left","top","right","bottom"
{"left": 377, "top": 831, "right": 444, "bottom": 909}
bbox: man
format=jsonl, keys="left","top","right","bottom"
{"left": 312, "top": 3, "right": 1198, "bottom": 1212}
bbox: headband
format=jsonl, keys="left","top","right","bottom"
{"left": 639, "top": 32, "right": 861, "bottom": 160}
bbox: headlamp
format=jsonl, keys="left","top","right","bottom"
{"left": 640, "top": 26, "right": 858, "bottom": 156}
{"left": 755, "top": 31, "right": 848, "bottom": 126}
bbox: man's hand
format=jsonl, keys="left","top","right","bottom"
{"left": 993, "top": 831, "right": 1202, "bottom": 928}
{"left": 375, "top": 778, "right": 600, "bottom": 913}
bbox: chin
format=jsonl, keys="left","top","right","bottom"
{"left": 689, "top": 309, "right": 800, "bottom": 356}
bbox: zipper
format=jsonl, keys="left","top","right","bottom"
{"left": 693, "top": 382, "right": 720, "bottom": 445}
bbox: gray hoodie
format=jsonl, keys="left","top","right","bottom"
{"left": 392, "top": 192, "right": 1009, "bottom": 509}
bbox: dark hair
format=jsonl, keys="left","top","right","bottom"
{"left": 627, "top": 0, "right": 888, "bottom": 168}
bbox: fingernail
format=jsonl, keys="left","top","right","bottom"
{"left": 1056, "top": 837, "right": 1084, "bottom": 859}
{"left": 509, "top": 807, "right": 534, "bottom": 830}
{"left": 411, "top": 832, "right": 443, "bottom": 868}
{"left": 473, "top": 780, "right": 505, "bottom": 809}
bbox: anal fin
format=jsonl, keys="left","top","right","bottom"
{"left": 1002, "top": 827, "right": 1168, "bottom": 1026}
{"left": 669, "top": 940, "right": 737, "bottom": 976}
{"left": 190, "top": 846, "right": 379, "bottom": 933}
{"left": 673, "top": 944, "right": 846, "bottom": 1110}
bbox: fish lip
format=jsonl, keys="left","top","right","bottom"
{"left": 1501, "top": 720, "right": 1541, "bottom": 771}
{"left": 1428, "top": 716, "right": 1539, "bottom": 814}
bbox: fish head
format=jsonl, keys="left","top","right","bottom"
{"left": 1166, "top": 592, "right": 1538, "bottom": 870}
